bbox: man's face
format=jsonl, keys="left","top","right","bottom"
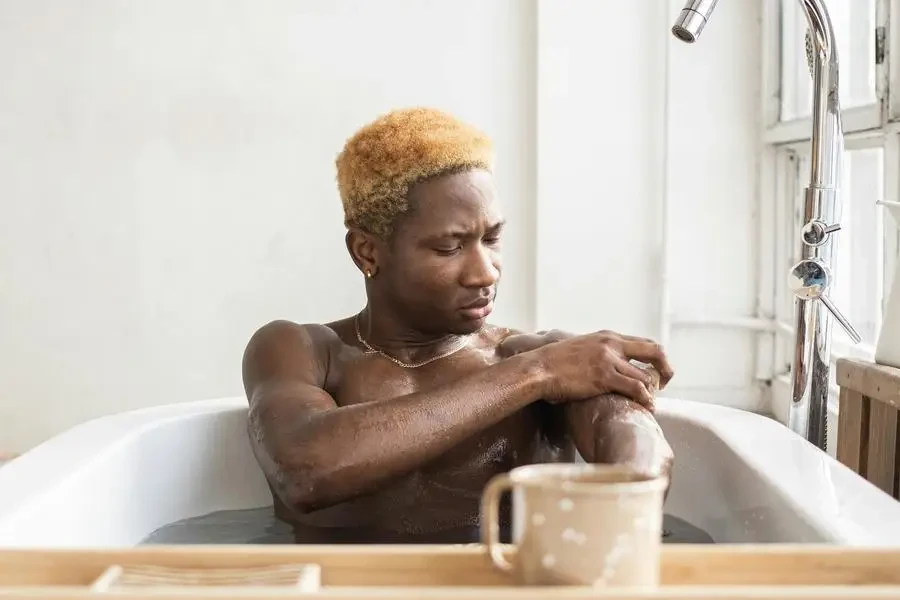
{"left": 381, "top": 169, "right": 504, "bottom": 335}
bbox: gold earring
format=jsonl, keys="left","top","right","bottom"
{"left": 365, "top": 270, "right": 373, "bottom": 279}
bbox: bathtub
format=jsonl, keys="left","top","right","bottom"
{"left": 0, "top": 396, "right": 899, "bottom": 547}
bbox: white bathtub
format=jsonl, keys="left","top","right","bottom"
{"left": 0, "top": 396, "right": 899, "bottom": 547}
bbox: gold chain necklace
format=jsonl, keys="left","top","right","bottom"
{"left": 354, "top": 312, "right": 470, "bottom": 368}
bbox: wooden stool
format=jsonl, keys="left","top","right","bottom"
{"left": 835, "top": 358, "right": 900, "bottom": 499}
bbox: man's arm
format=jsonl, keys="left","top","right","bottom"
{"left": 499, "top": 329, "right": 674, "bottom": 478}
{"left": 243, "top": 320, "right": 550, "bottom": 515}
{"left": 563, "top": 385, "right": 674, "bottom": 479}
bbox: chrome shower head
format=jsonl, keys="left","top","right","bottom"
{"left": 671, "top": 0, "right": 721, "bottom": 43}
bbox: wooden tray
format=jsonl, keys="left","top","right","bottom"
{"left": 1, "top": 544, "right": 900, "bottom": 599}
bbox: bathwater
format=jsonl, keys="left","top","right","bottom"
{"left": 141, "top": 507, "right": 714, "bottom": 544}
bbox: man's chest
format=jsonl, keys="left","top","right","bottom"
{"left": 329, "top": 349, "right": 572, "bottom": 473}
{"left": 330, "top": 346, "right": 504, "bottom": 403}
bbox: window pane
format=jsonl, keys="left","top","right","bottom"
{"left": 832, "top": 148, "right": 883, "bottom": 345}
{"left": 780, "top": 0, "right": 876, "bottom": 121}
{"left": 793, "top": 147, "right": 884, "bottom": 347}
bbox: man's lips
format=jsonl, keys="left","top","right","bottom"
{"left": 461, "top": 297, "right": 491, "bottom": 309}
{"left": 459, "top": 297, "right": 494, "bottom": 319}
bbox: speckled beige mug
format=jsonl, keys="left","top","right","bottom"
{"left": 480, "top": 463, "right": 667, "bottom": 587}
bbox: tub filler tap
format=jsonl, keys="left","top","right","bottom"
{"left": 672, "top": 0, "right": 861, "bottom": 451}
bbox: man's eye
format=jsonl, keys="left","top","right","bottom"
{"left": 484, "top": 236, "right": 501, "bottom": 245}
{"left": 435, "top": 246, "right": 461, "bottom": 255}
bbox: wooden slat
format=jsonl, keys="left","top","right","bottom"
{"left": 0, "top": 546, "right": 508, "bottom": 588}
{"left": 1, "top": 584, "right": 900, "bottom": 600}
{"left": 3, "top": 545, "right": 900, "bottom": 588}
{"left": 866, "top": 401, "right": 900, "bottom": 496}
{"left": 658, "top": 545, "right": 900, "bottom": 586}
{"left": 837, "top": 358, "right": 900, "bottom": 408}
{"left": 836, "top": 388, "right": 868, "bottom": 474}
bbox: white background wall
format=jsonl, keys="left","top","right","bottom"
{"left": 0, "top": 0, "right": 762, "bottom": 453}
{"left": 536, "top": 0, "right": 762, "bottom": 408}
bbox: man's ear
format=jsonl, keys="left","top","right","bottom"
{"left": 345, "top": 228, "right": 382, "bottom": 278}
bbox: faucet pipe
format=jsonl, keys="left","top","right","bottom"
{"left": 671, "top": 0, "right": 861, "bottom": 451}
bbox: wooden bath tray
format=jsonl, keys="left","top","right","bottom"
{"left": 1, "top": 544, "right": 900, "bottom": 599}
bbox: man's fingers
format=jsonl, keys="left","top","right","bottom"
{"left": 609, "top": 372, "right": 655, "bottom": 410}
{"left": 620, "top": 340, "right": 674, "bottom": 387}
{"left": 617, "top": 360, "right": 656, "bottom": 389}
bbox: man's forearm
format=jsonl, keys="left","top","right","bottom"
{"left": 567, "top": 396, "right": 673, "bottom": 478}
{"left": 260, "top": 354, "right": 547, "bottom": 513}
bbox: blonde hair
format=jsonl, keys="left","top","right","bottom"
{"left": 335, "top": 107, "right": 494, "bottom": 239}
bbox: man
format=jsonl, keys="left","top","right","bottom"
{"left": 242, "top": 107, "right": 675, "bottom": 544}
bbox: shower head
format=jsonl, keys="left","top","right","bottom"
{"left": 671, "top": 0, "right": 721, "bottom": 43}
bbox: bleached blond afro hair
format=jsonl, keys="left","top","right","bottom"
{"left": 335, "top": 107, "right": 495, "bottom": 239}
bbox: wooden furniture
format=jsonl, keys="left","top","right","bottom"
{"left": 836, "top": 357, "right": 900, "bottom": 498}
{"left": 2, "top": 545, "right": 900, "bottom": 599}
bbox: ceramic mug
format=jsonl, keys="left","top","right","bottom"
{"left": 480, "top": 463, "right": 667, "bottom": 587}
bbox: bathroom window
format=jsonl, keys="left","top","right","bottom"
{"left": 777, "top": 0, "right": 878, "bottom": 122}
{"left": 830, "top": 147, "right": 886, "bottom": 348}
{"left": 764, "top": 0, "right": 899, "bottom": 428}
{"left": 774, "top": 144, "right": 885, "bottom": 356}
{"left": 770, "top": 140, "right": 892, "bottom": 426}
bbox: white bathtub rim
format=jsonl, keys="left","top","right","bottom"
{"left": 1, "top": 396, "right": 898, "bottom": 547}
{"left": 654, "top": 397, "right": 900, "bottom": 546}
{"left": 658, "top": 405, "right": 843, "bottom": 543}
{"left": 0, "top": 397, "right": 251, "bottom": 531}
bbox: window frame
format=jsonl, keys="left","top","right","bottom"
{"left": 763, "top": 0, "right": 900, "bottom": 414}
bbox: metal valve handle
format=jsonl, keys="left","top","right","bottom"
{"left": 800, "top": 219, "right": 842, "bottom": 247}
{"left": 789, "top": 259, "right": 862, "bottom": 344}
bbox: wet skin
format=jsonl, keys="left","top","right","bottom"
{"left": 242, "top": 169, "right": 675, "bottom": 543}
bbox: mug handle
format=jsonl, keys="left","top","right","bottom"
{"left": 480, "top": 473, "right": 514, "bottom": 573}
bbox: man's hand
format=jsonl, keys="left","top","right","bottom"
{"left": 499, "top": 328, "right": 675, "bottom": 482}
{"left": 500, "top": 329, "right": 674, "bottom": 409}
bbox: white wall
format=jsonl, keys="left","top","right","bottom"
{"left": 0, "top": 0, "right": 537, "bottom": 452}
{"left": 535, "top": 0, "right": 763, "bottom": 409}
{"left": 0, "top": 0, "right": 761, "bottom": 453}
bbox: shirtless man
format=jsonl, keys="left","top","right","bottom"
{"left": 242, "top": 107, "right": 675, "bottom": 544}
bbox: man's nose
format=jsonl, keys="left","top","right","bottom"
{"left": 461, "top": 245, "right": 500, "bottom": 288}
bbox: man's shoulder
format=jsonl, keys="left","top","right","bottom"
{"left": 242, "top": 319, "right": 355, "bottom": 393}
{"left": 245, "top": 319, "right": 352, "bottom": 359}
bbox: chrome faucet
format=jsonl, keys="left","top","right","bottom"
{"left": 672, "top": 0, "right": 861, "bottom": 451}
